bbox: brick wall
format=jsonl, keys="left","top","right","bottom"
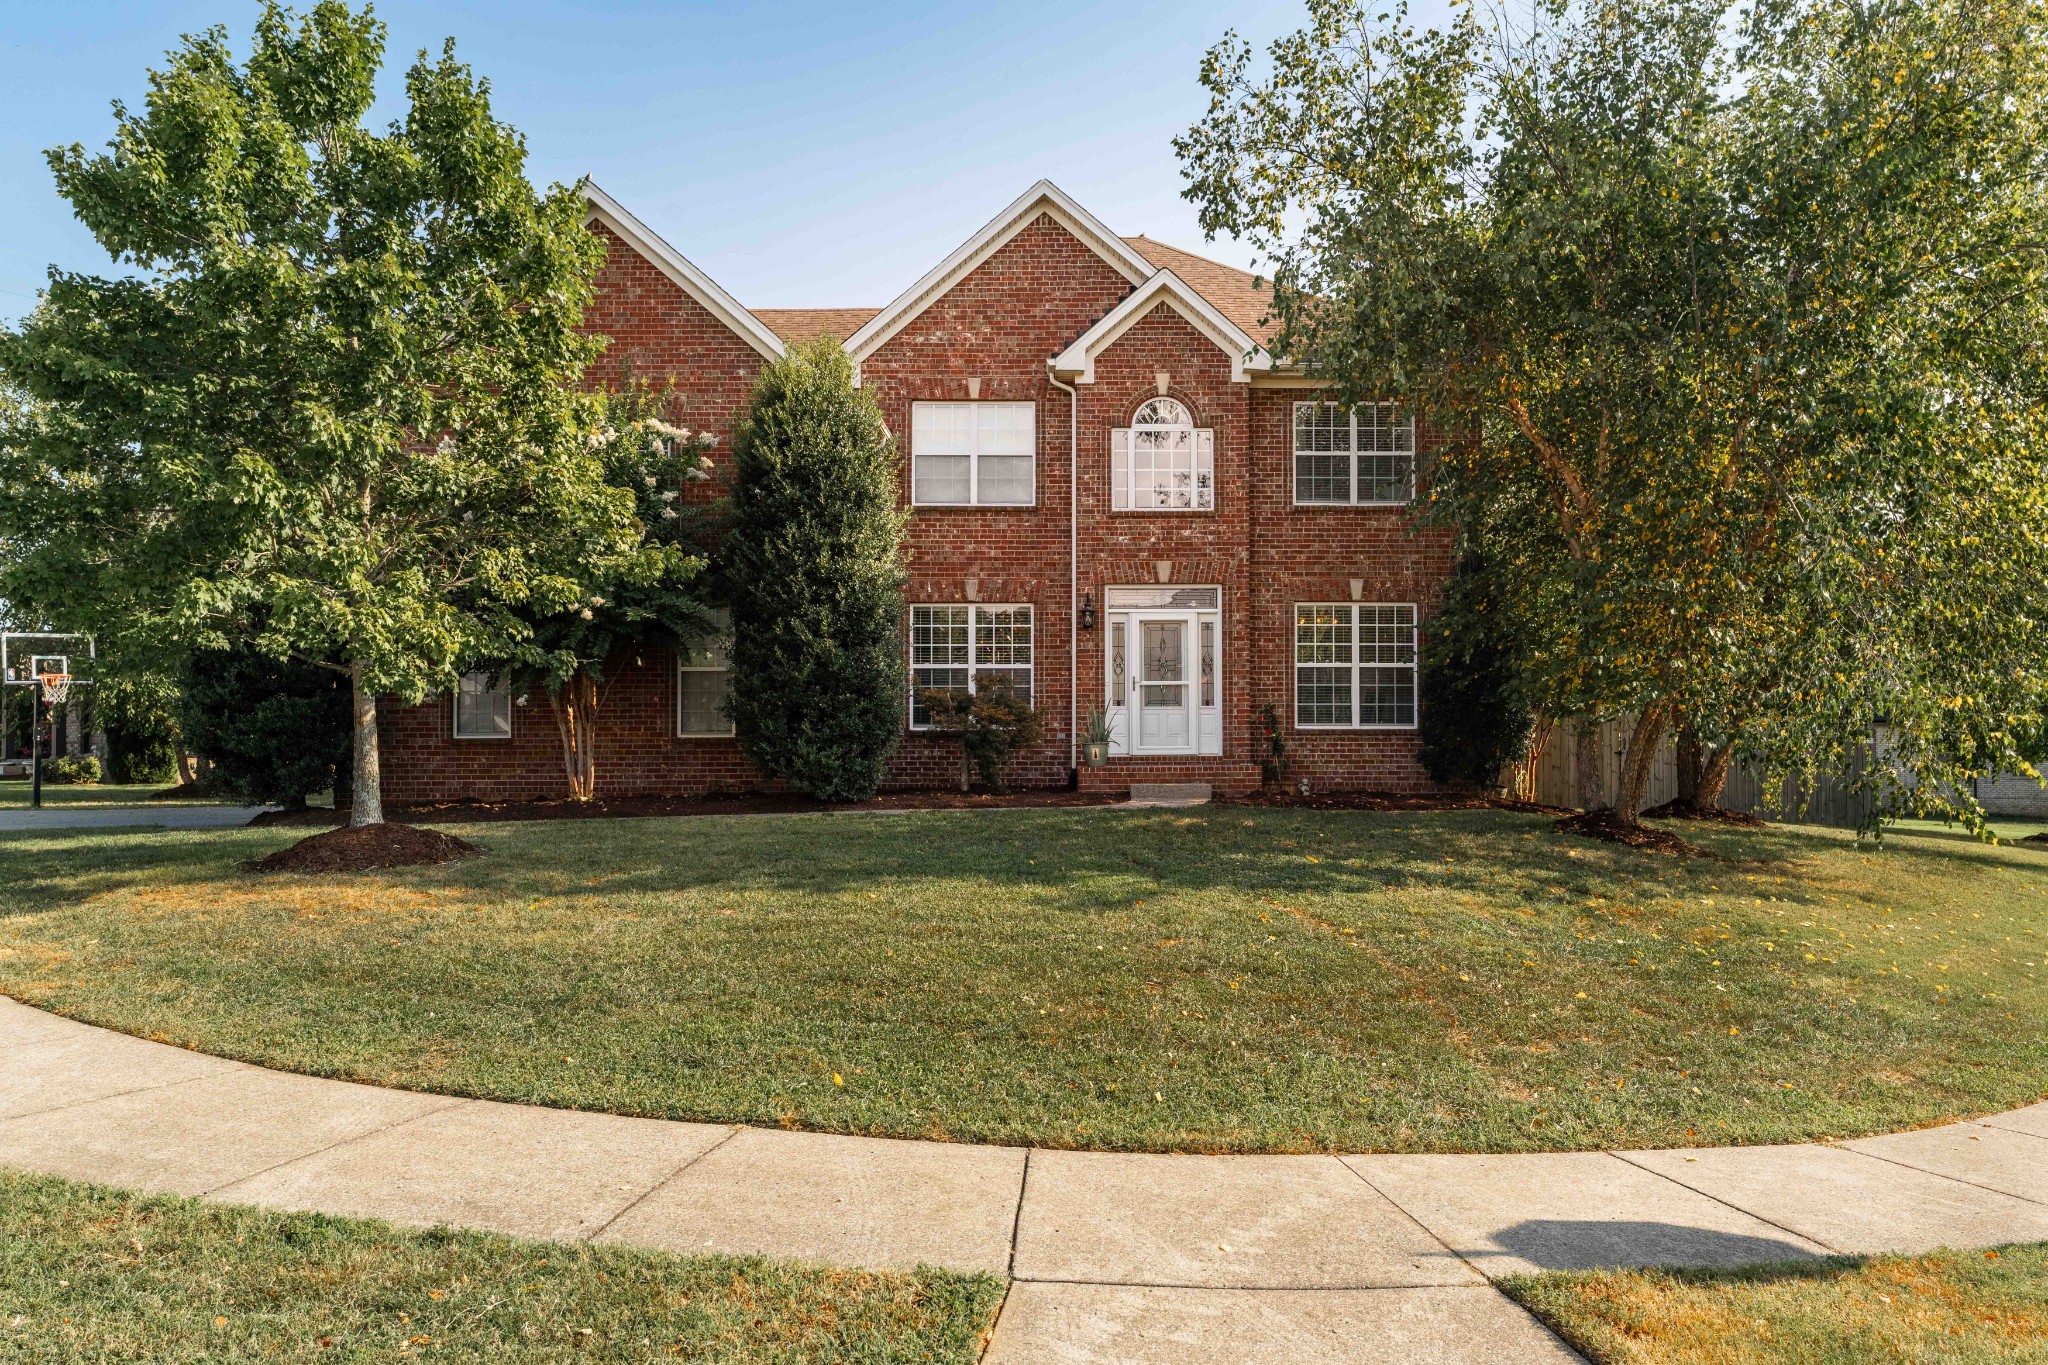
{"left": 376, "top": 211, "right": 1458, "bottom": 803}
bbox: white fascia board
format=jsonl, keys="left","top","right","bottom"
{"left": 580, "top": 180, "right": 786, "bottom": 363}
{"left": 844, "top": 179, "right": 1157, "bottom": 364}
{"left": 1050, "top": 270, "right": 1272, "bottom": 384}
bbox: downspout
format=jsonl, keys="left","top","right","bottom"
{"left": 1048, "top": 363, "right": 1080, "bottom": 782}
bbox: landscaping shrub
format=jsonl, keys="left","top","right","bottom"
{"left": 724, "top": 338, "right": 906, "bottom": 801}
{"left": 1417, "top": 553, "right": 1537, "bottom": 789}
{"left": 181, "top": 645, "right": 351, "bottom": 808}
{"left": 40, "top": 754, "right": 100, "bottom": 784}
{"left": 918, "top": 674, "right": 1045, "bottom": 791}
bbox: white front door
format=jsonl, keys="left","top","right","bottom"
{"left": 1104, "top": 586, "right": 1222, "bottom": 757}
{"left": 1134, "top": 615, "right": 1194, "bottom": 752}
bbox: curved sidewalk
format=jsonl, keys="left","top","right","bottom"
{"left": 5, "top": 997, "right": 2046, "bottom": 1364}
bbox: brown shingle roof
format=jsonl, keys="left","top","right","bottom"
{"left": 750, "top": 238, "right": 1272, "bottom": 350}
{"left": 1121, "top": 236, "right": 1275, "bottom": 345}
{"left": 750, "top": 307, "right": 882, "bottom": 345}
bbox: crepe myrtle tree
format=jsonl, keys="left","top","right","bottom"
{"left": 486, "top": 378, "right": 720, "bottom": 801}
{"left": 1180, "top": 0, "right": 2048, "bottom": 830}
{"left": 0, "top": 3, "right": 639, "bottom": 826}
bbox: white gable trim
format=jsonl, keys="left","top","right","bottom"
{"left": 844, "top": 180, "right": 1156, "bottom": 365}
{"left": 1051, "top": 270, "right": 1272, "bottom": 384}
{"left": 580, "top": 180, "right": 786, "bottom": 364}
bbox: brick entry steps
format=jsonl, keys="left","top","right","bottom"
{"left": 1079, "top": 761, "right": 1261, "bottom": 797}
{"left": 1125, "top": 782, "right": 1211, "bottom": 807}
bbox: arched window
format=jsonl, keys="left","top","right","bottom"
{"left": 1111, "top": 397, "right": 1214, "bottom": 511}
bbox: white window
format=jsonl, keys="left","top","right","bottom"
{"left": 909, "top": 604, "right": 1033, "bottom": 728}
{"left": 1294, "top": 604, "right": 1417, "bottom": 728}
{"left": 453, "top": 671, "right": 512, "bottom": 739}
{"left": 1111, "top": 397, "right": 1214, "bottom": 511}
{"left": 1293, "top": 402, "right": 1414, "bottom": 505}
{"left": 677, "top": 609, "right": 734, "bottom": 737}
{"left": 911, "top": 402, "right": 1035, "bottom": 505}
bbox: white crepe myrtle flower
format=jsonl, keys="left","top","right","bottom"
{"left": 589, "top": 595, "right": 606, "bottom": 607}
{"left": 579, "top": 607, "right": 595, "bottom": 620}
{"left": 660, "top": 506, "right": 678, "bottom": 519}
{"left": 436, "top": 435, "right": 456, "bottom": 455}
{"left": 659, "top": 489, "right": 677, "bottom": 501}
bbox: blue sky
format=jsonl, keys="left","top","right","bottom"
{"left": 1, "top": 0, "right": 1446, "bottom": 326}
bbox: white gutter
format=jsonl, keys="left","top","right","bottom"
{"left": 1048, "top": 363, "right": 1080, "bottom": 780}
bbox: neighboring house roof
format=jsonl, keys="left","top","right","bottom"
{"left": 1122, "top": 236, "right": 1276, "bottom": 346}
{"left": 579, "top": 181, "right": 787, "bottom": 363}
{"left": 751, "top": 308, "right": 883, "bottom": 345}
{"left": 843, "top": 179, "right": 1158, "bottom": 364}
{"left": 1051, "top": 270, "right": 1271, "bottom": 385}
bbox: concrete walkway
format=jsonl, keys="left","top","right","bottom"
{"left": 5, "top": 997, "right": 2046, "bottom": 1363}
{"left": 0, "top": 803, "right": 273, "bottom": 832}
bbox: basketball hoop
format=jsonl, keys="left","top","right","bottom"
{"left": 37, "top": 673, "right": 71, "bottom": 706}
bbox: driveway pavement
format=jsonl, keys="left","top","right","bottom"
{"left": 4, "top": 996, "right": 2046, "bottom": 1362}
{"left": 0, "top": 803, "right": 271, "bottom": 832}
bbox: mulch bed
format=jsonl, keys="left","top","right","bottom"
{"left": 247, "top": 822, "right": 485, "bottom": 873}
{"left": 1221, "top": 789, "right": 1574, "bottom": 816}
{"left": 251, "top": 788, "right": 1121, "bottom": 828}
{"left": 1642, "top": 798, "right": 1767, "bottom": 827}
{"left": 1555, "top": 808, "right": 1702, "bottom": 856}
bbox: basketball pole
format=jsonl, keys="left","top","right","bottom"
{"left": 29, "top": 691, "right": 44, "bottom": 810}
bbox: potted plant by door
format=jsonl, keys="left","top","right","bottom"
{"left": 1082, "top": 708, "right": 1113, "bottom": 768}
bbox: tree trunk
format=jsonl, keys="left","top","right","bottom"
{"left": 1510, "top": 714, "right": 1556, "bottom": 802}
{"left": 349, "top": 661, "right": 384, "bottom": 826}
{"left": 546, "top": 669, "right": 600, "bottom": 802}
{"left": 174, "top": 740, "right": 196, "bottom": 785}
{"left": 1698, "top": 741, "right": 1734, "bottom": 810}
{"left": 1616, "top": 702, "right": 1674, "bottom": 823}
{"left": 1675, "top": 722, "right": 1703, "bottom": 805}
{"left": 1573, "top": 719, "right": 1607, "bottom": 811}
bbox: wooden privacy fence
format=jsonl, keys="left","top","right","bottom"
{"left": 1531, "top": 716, "right": 1876, "bottom": 829}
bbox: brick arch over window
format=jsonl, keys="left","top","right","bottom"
{"left": 1112, "top": 396, "right": 1214, "bottom": 511}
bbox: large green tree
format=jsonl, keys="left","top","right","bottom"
{"left": 724, "top": 338, "right": 906, "bottom": 802}
{"left": 0, "top": 2, "right": 633, "bottom": 825}
{"left": 1181, "top": 0, "right": 2048, "bottom": 828}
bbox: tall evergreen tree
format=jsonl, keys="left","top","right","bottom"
{"left": 724, "top": 339, "right": 906, "bottom": 801}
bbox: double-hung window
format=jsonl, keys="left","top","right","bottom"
{"left": 1294, "top": 604, "right": 1417, "bottom": 728}
{"left": 1111, "top": 397, "right": 1214, "bottom": 511}
{"left": 909, "top": 604, "right": 1033, "bottom": 728}
{"left": 1293, "top": 402, "right": 1414, "bottom": 505}
{"left": 677, "top": 609, "right": 734, "bottom": 737}
{"left": 453, "top": 671, "right": 512, "bottom": 739}
{"left": 911, "top": 402, "right": 1035, "bottom": 505}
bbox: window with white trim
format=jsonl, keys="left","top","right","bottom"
{"left": 677, "top": 609, "right": 734, "bottom": 736}
{"left": 909, "top": 604, "right": 1033, "bottom": 728}
{"left": 1294, "top": 604, "right": 1417, "bottom": 727}
{"left": 1293, "top": 402, "right": 1414, "bottom": 505}
{"left": 1111, "top": 397, "right": 1214, "bottom": 511}
{"left": 453, "top": 671, "right": 512, "bottom": 739}
{"left": 911, "top": 402, "right": 1035, "bottom": 505}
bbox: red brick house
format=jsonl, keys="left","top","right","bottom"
{"left": 378, "top": 180, "right": 1453, "bottom": 803}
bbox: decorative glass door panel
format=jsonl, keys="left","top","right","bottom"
{"left": 1137, "top": 620, "right": 1191, "bottom": 750}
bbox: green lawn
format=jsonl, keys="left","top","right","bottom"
{"left": 0, "top": 1166, "right": 1001, "bottom": 1364}
{"left": 1506, "top": 1243, "right": 2048, "bottom": 1364}
{"left": 1, "top": 806, "right": 2044, "bottom": 1153}
{"left": 0, "top": 780, "right": 223, "bottom": 807}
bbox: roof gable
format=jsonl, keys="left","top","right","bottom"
{"left": 1122, "top": 237, "right": 1275, "bottom": 345}
{"left": 844, "top": 180, "right": 1156, "bottom": 363}
{"left": 580, "top": 181, "right": 786, "bottom": 363}
{"left": 1051, "top": 270, "right": 1271, "bottom": 384}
